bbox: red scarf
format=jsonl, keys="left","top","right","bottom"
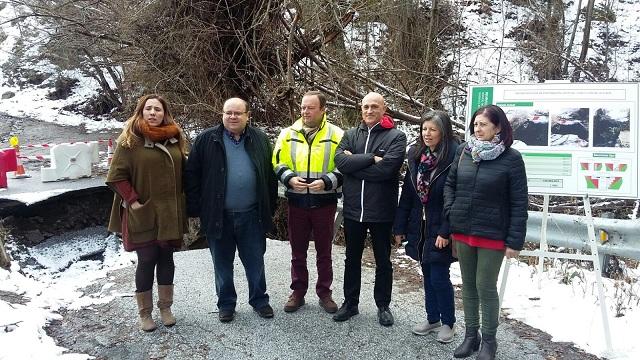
{"left": 136, "top": 120, "right": 180, "bottom": 142}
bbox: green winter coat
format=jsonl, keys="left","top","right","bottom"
{"left": 106, "top": 137, "right": 187, "bottom": 246}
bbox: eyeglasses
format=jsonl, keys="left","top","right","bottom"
{"left": 222, "top": 111, "right": 248, "bottom": 117}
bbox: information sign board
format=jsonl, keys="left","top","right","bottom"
{"left": 467, "top": 83, "right": 639, "bottom": 198}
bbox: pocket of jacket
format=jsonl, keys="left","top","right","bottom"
{"left": 405, "top": 242, "right": 419, "bottom": 261}
{"left": 128, "top": 200, "right": 156, "bottom": 233}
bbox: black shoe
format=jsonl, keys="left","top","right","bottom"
{"left": 453, "top": 327, "right": 481, "bottom": 358}
{"left": 218, "top": 309, "right": 235, "bottom": 323}
{"left": 476, "top": 334, "right": 497, "bottom": 360}
{"left": 377, "top": 306, "right": 394, "bottom": 327}
{"left": 332, "top": 303, "right": 359, "bottom": 322}
{"left": 255, "top": 304, "right": 274, "bottom": 318}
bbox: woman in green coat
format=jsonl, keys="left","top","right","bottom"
{"left": 106, "top": 94, "right": 188, "bottom": 332}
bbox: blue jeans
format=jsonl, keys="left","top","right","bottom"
{"left": 207, "top": 208, "right": 269, "bottom": 311}
{"left": 422, "top": 261, "right": 456, "bottom": 327}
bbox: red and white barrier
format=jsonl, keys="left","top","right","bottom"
{"left": 18, "top": 155, "right": 50, "bottom": 161}
{"left": 23, "top": 139, "right": 110, "bottom": 148}
{"left": 2, "top": 137, "right": 114, "bottom": 186}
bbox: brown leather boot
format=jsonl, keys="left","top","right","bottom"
{"left": 135, "top": 291, "right": 157, "bottom": 332}
{"left": 157, "top": 285, "right": 176, "bottom": 327}
{"left": 283, "top": 294, "right": 305, "bottom": 313}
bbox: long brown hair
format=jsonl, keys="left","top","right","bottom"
{"left": 118, "top": 94, "right": 187, "bottom": 154}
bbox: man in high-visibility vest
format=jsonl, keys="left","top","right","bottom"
{"left": 273, "top": 90, "right": 344, "bottom": 314}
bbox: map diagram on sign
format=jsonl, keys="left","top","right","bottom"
{"left": 578, "top": 159, "right": 629, "bottom": 191}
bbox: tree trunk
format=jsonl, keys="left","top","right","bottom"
{"left": 563, "top": 0, "right": 583, "bottom": 76}
{"left": 572, "top": 0, "right": 595, "bottom": 81}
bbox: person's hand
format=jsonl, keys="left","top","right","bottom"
{"left": 343, "top": 150, "right": 352, "bottom": 155}
{"left": 374, "top": 156, "right": 383, "bottom": 163}
{"left": 307, "top": 179, "right": 325, "bottom": 191}
{"left": 393, "top": 234, "right": 405, "bottom": 248}
{"left": 505, "top": 247, "right": 520, "bottom": 259}
{"left": 435, "top": 235, "right": 449, "bottom": 249}
{"left": 130, "top": 201, "right": 142, "bottom": 210}
{"left": 288, "top": 176, "right": 308, "bottom": 192}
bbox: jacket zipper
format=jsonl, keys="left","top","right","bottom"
{"left": 466, "top": 153, "right": 480, "bottom": 234}
{"left": 360, "top": 124, "right": 377, "bottom": 222}
{"left": 306, "top": 133, "right": 312, "bottom": 194}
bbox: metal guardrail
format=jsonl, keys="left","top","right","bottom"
{"left": 525, "top": 210, "right": 640, "bottom": 260}
{"left": 278, "top": 186, "right": 640, "bottom": 260}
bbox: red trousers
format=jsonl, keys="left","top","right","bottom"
{"left": 287, "top": 203, "right": 337, "bottom": 299}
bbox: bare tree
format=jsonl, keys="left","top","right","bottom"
{"left": 572, "top": 0, "right": 595, "bottom": 81}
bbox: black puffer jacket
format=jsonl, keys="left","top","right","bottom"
{"left": 393, "top": 140, "right": 459, "bottom": 264}
{"left": 184, "top": 125, "right": 278, "bottom": 239}
{"left": 443, "top": 144, "right": 528, "bottom": 250}
{"left": 335, "top": 122, "right": 407, "bottom": 223}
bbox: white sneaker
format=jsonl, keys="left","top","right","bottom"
{"left": 412, "top": 320, "right": 442, "bottom": 335}
{"left": 436, "top": 324, "right": 456, "bottom": 343}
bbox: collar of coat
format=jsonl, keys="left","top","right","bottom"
{"left": 144, "top": 137, "right": 178, "bottom": 148}
{"left": 211, "top": 124, "right": 255, "bottom": 140}
{"left": 358, "top": 121, "right": 384, "bottom": 133}
{"left": 290, "top": 113, "right": 327, "bottom": 132}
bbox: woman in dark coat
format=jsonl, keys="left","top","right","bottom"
{"left": 444, "top": 105, "right": 528, "bottom": 360}
{"left": 107, "top": 94, "right": 188, "bottom": 332}
{"left": 393, "top": 110, "right": 459, "bottom": 343}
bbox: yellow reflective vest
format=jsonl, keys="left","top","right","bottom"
{"left": 273, "top": 115, "right": 344, "bottom": 207}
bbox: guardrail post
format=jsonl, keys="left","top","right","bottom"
{"left": 599, "top": 212, "right": 614, "bottom": 278}
{"left": 583, "top": 195, "right": 613, "bottom": 355}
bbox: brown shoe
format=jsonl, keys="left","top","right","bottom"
{"left": 283, "top": 294, "right": 305, "bottom": 313}
{"left": 319, "top": 296, "right": 338, "bottom": 313}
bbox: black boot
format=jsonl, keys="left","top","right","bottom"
{"left": 453, "top": 327, "right": 481, "bottom": 358}
{"left": 476, "top": 334, "right": 497, "bottom": 360}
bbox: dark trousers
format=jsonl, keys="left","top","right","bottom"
{"left": 288, "top": 203, "right": 337, "bottom": 299}
{"left": 135, "top": 245, "right": 175, "bottom": 292}
{"left": 422, "top": 261, "right": 456, "bottom": 327}
{"left": 207, "top": 208, "right": 269, "bottom": 312}
{"left": 342, "top": 218, "right": 393, "bottom": 308}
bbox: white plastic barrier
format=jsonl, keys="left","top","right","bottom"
{"left": 41, "top": 142, "right": 99, "bottom": 182}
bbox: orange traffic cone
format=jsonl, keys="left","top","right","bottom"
{"left": 9, "top": 136, "right": 31, "bottom": 179}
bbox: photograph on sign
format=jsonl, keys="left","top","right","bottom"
{"left": 549, "top": 107, "right": 589, "bottom": 148}
{"left": 505, "top": 109, "right": 549, "bottom": 146}
{"left": 593, "top": 107, "right": 630, "bottom": 148}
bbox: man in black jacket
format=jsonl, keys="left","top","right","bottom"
{"left": 185, "top": 97, "right": 278, "bottom": 323}
{"left": 332, "top": 92, "right": 407, "bottom": 326}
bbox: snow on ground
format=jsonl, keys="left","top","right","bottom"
{"left": 396, "top": 246, "right": 640, "bottom": 359}
{"left": 500, "top": 258, "right": 640, "bottom": 360}
{"left": 442, "top": 0, "right": 640, "bottom": 116}
{"left": 0, "top": 232, "right": 135, "bottom": 360}
{"left": 0, "top": 4, "right": 122, "bottom": 133}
